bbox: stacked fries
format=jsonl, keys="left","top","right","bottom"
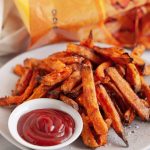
{"left": 1, "top": 33, "right": 150, "bottom": 148}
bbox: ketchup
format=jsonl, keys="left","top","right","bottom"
{"left": 17, "top": 109, "right": 75, "bottom": 146}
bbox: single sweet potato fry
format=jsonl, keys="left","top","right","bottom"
{"left": 131, "top": 44, "right": 145, "bottom": 57}
{"left": 61, "top": 69, "right": 81, "bottom": 94}
{"left": 13, "top": 64, "right": 25, "bottom": 76}
{"left": 106, "top": 67, "right": 149, "bottom": 121}
{"left": 81, "top": 114, "right": 99, "bottom": 148}
{"left": 67, "top": 43, "right": 102, "bottom": 64}
{"left": 41, "top": 67, "right": 72, "bottom": 86}
{"left": 13, "top": 69, "right": 33, "bottom": 96}
{"left": 126, "top": 63, "right": 141, "bottom": 92}
{"left": 93, "top": 46, "right": 132, "bottom": 65}
{"left": 95, "top": 61, "right": 112, "bottom": 81}
{"left": 0, "top": 96, "right": 21, "bottom": 106}
{"left": 81, "top": 61, "right": 108, "bottom": 135}
{"left": 60, "top": 94, "right": 79, "bottom": 111}
{"left": 96, "top": 85, "right": 128, "bottom": 146}
{"left": 21, "top": 70, "right": 40, "bottom": 101}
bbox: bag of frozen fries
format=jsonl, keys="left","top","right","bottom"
{"left": 14, "top": 0, "right": 150, "bottom": 49}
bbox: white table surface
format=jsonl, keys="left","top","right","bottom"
{"left": 0, "top": 54, "right": 20, "bottom": 150}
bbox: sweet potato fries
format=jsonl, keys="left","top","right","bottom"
{"left": 0, "top": 34, "right": 150, "bottom": 148}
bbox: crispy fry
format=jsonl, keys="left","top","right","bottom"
{"left": 41, "top": 67, "right": 72, "bottom": 86}
{"left": 21, "top": 70, "right": 40, "bottom": 101}
{"left": 60, "top": 94, "right": 79, "bottom": 111}
{"left": 0, "top": 96, "right": 21, "bottom": 106}
{"left": 67, "top": 43, "right": 103, "bottom": 64}
{"left": 95, "top": 61, "right": 112, "bottom": 81}
{"left": 131, "top": 44, "right": 145, "bottom": 57}
{"left": 13, "top": 64, "right": 25, "bottom": 76}
{"left": 0, "top": 70, "right": 39, "bottom": 105}
{"left": 93, "top": 46, "right": 132, "bottom": 65}
{"left": 12, "top": 69, "right": 33, "bottom": 96}
{"left": 96, "top": 85, "right": 128, "bottom": 146}
{"left": 81, "top": 114, "right": 99, "bottom": 148}
{"left": 143, "top": 65, "right": 150, "bottom": 76}
{"left": 126, "top": 63, "right": 141, "bottom": 92}
{"left": 81, "top": 61, "right": 108, "bottom": 135}
{"left": 106, "top": 67, "right": 149, "bottom": 121}
{"left": 61, "top": 69, "right": 81, "bottom": 94}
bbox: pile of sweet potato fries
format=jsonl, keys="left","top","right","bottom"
{"left": 0, "top": 33, "right": 150, "bottom": 148}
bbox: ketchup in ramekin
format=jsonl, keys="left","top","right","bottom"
{"left": 17, "top": 109, "right": 75, "bottom": 146}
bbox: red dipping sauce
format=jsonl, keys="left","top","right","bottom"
{"left": 17, "top": 109, "right": 75, "bottom": 146}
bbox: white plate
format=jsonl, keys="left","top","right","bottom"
{"left": 0, "top": 43, "right": 150, "bottom": 150}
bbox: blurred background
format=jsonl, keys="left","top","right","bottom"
{"left": 0, "top": 0, "right": 149, "bottom": 56}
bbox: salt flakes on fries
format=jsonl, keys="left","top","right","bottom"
{"left": 0, "top": 33, "right": 150, "bottom": 148}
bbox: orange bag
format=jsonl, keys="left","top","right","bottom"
{"left": 15, "top": 0, "right": 150, "bottom": 49}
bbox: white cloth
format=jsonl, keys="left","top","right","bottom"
{"left": 0, "top": 0, "right": 30, "bottom": 56}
